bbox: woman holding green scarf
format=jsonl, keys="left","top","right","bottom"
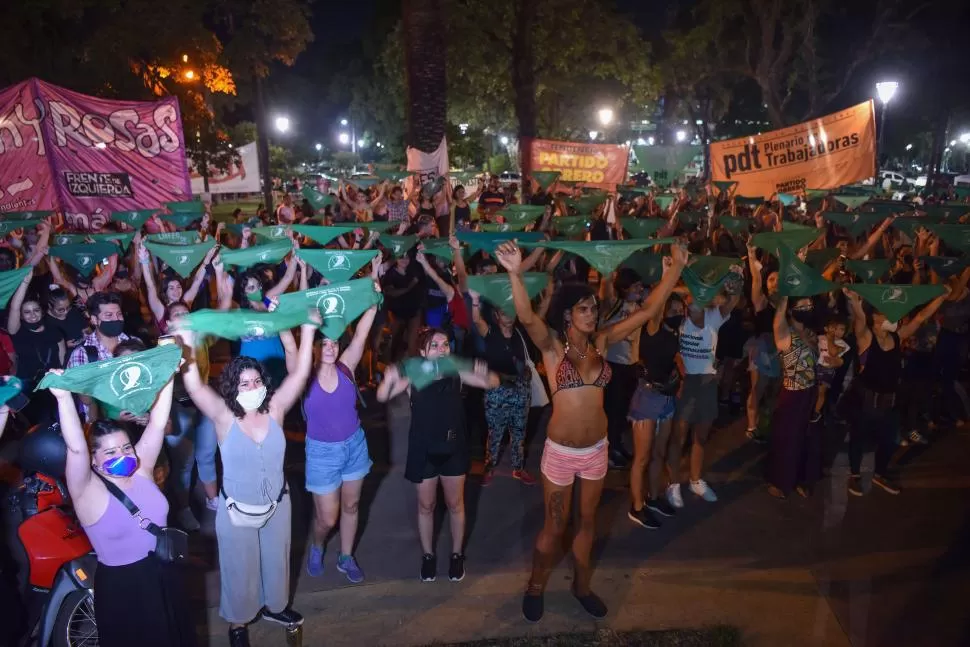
{"left": 138, "top": 241, "right": 218, "bottom": 334}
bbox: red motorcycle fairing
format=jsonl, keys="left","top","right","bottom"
{"left": 17, "top": 508, "right": 92, "bottom": 589}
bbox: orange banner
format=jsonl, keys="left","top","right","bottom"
{"left": 529, "top": 139, "right": 629, "bottom": 190}
{"left": 709, "top": 101, "right": 876, "bottom": 198}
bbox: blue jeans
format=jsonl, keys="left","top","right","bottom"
{"left": 166, "top": 402, "right": 218, "bottom": 497}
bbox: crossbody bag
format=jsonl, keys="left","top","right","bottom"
{"left": 98, "top": 475, "right": 188, "bottom": 563}
{"left": 220, "top": 483, "right": 288, "bottom": 529}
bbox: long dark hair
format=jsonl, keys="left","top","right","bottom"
{"left": 548, "top": 282, "right": 596, "bottom": 336}
{"left": 219, "top": 356, "right": 276, "bottom": 418}
{"left": 87, "top": 419, "right": 130, "bottom": 451}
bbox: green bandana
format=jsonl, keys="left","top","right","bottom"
{"left": 456, "top": 231, "right": 544, "bottom": 254}
{"left": 400, "top": 356, "right": 474, "bottom": 391}
{"left": 373, "top": 169, "right": 410, "bottom": 182}
{"left": 804, "top": 189, "right": 829, "bottom": 201}
{"left": 712, "top": 181, "right": 737, "bottom": 196}
{"left": 496, "top": 205, "right": 546, "bottom": 224}
{"left": 832, "top": 195, "right": 870, "bottom": 210}
{"left": 328, "top": 222, "right": 400, "bottom": 233}
{"left": 719, "top": 216, "right": 750, "bottom": 236}
{"left": 54, "top": 232, "right": 136, "bottom": 252}
{"left": 864, "top": 201, "right": 913, "bottom": 217}
{"left": 521, "top": 240, "right": 676, "bottom": 276}
{"left": 532, "top": 171, "right": 561, "bottom": 190}
{"left": 220, "top": 239, "right": 292, "bottom": 268}
{"left": 0, "top": 220, "right": 40, "bottom": 235}
{"left": 777, "top": 193, "right": 797, "bottom": 206}
{"left": 49, "top": 242, "right": 118, "bottom": 277}
{"left": 246, "top": 290, "right": 264, "bottom": 303}
{"left": 924, "top": 206, "right": 970, "bottom": 223}
{"left": 620, "top": 251, "right": 664, "bottom": 285}
{"left": 481, "top": 222, "right": 528, "bottom": 232}
{"left": 953, "top": 187, "right": 970, "bottom": 200}
{"left": 0, "top": 267, "right": 32, "bottom": 308}
{"left": 775, "top": 246, "right": 836, "bottom": 297}
{"left": 297, "top": 249, "right": 378, "bottom": 283}
{"left": 565, "top": 194, "right": 604, "bottom": 214}
{"left": 146, "top": 231, "right": 199, "bottom": 246}
{"left": 302, "top": 186, "right": 337, "bottom": 212}
{"left": 0, "top": 376, "right": 23, "bottom": 407}
{"left": 290, "top": 225, "right": 349, "bottom": 247}
{"left": 36, "top": 345, "right": 182, "bottom": 415}
{"left": 110, "top": 209, "right": 157, "bottom": 229}
{"left": 892, "top": 217, "right": 938, "bottom": 238}
{"left": 549, "top": 216, "right": 590, "bottom": 237}
{"left": 654, "top": 195, "right": 675, "bottom": 211}
{"left": 276, "top": 278, "right": 383, "bottom": 339}
{"left": 420, "top": 239, "right": 459, "bottom": 261}
{"left": 821, "top": 212, "right": 885, "bottom": 237}
{"left": 735, "top": 196, "right": 763, "bottom": 207}
{"left": 751, "top": 229, "right": 821, "bottom": 256}
{"left": 805, "top": 248, "right": 841, "bottom": 271}
{"left": 165, "top": 200, "right": 205, "bottom": 214}
{"left": 181, "top": 308, "right": 311, "bottom": 340}
{"left": 682, "top": 256, "right": 738, "bottom": 306}
{"left": 927, "top": 224, "right": 970, "bottom": 252}
{"left": 144, "top": 240, "right": 217, "bottom": 279}
{"left": 1, "top": 210, "right": 51, "bottom": 221}
{"left": 848, "top": 283, "right": 945, "bottom": 323}
{"left": 920, "top": 256, "right": 970, "bottom": 278}
{"left": 845, "top": 258, "right": 891, "bottom": 283}
{"left": 347, "top": 177, "right": 380, "bottom": 189}
{"left": 465, "top": 272, "right": 549, "bottom": 316}
{"left": 678, "top": 211, "right": 706, "bottom": 228}
{"left": 381, "top": 235, "right": 418, "bottom": 257}
{"left": 160, "top": 212, "right": 203, "bottom": 229}
{"left": 252, "top": 225, "right": 292, "bottom": 242}
{"left": 623, "top": 218, "right": 666, "bottom": 239}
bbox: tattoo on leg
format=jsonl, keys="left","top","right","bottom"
{"left": 549, "top": 491, "right": 566, "bottom": 531}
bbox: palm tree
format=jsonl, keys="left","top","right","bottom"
{"left": 402, "top": 0, "right": 447, "bottom": 167}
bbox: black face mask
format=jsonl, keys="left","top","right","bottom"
{"left": 901, "top": 255, "right": 914, "bottom": 266}
{"left": 664, "top": 315, "right": 685, "bottom": 330}
{"left": 98, "top": 320, "right": 124, "bottom": 337}
{"left": 791, "top": 310, "right": 814, "bottom": 326}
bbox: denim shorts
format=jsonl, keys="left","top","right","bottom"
{"left": 627, "top": 382, "right": 676, "bottom": 423}
{"left": 305, "top": 428, "right": 373, "bottom": 495}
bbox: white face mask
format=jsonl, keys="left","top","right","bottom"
{"left": 880, "top": 320, "right": 898, "bottom": 333}
{"left": 236, "top": 386, "right": 267, "bottom": 412}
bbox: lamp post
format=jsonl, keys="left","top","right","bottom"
{"left": 597, "top": 107, "right": 614, "bottom": 143}
{"left": 875, "top": 81, "right": 898, "bottom": 171}
{"left": 340, "top": 117, "right": 357, "bottom": 154}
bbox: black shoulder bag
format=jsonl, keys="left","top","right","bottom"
{"left": 97, "top": 475, "right": 188, "bottom": 564}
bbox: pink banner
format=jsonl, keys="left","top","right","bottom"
{"left": 0, "top": 78, "right": 191, "bottom": 230}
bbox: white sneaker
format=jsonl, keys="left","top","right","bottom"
{"left": 205, "top": 496, "right": 219, "bottom": 512}
{"left": 177, "top": 507, "right": 200, "bottom": 532}
{"left": 666, "top": 483, "right": 684, "bottom": 509}
{"left": 690, "top": 479, "right": 718, "bottom": 503}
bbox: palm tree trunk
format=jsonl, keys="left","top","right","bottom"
{"left": 253, "top": 73, "right": 273, "bottom": 212}
{"left": 403, "top": 0, "right": 447, "bottom": 155}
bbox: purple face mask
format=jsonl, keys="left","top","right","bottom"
{"left": 101, "top": 455, "right": 138, "bottom": 477}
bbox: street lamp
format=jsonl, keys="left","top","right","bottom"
{"left": 338, "top": 132, "right": 350, "bottom": 146}
{"left": 275, "top": 116, "right": 290, "bottom": 133}
{"left": 597, "top": 108, "right": 614, "bottom": 127}
{"left": 357, "top": 139, "right": 366, "bottom": 149}
{"left": 675, "top": 130, "right": 687, "bottom": 143}
{"left": 905, "top": 143, "right": 913, "bottom": 151}
{"left": 960, "top": 133, "right": 970, "bottom": 144}
{"left": 340, "top": 118, "right": 348, "bottom": 126}
{"left": 500, "top": 136, "right": 509, "bottom": 146}
{"left": 184, "top": 70, "right": 196, "bottom": 81}
{"left": 589, "top": 130, "right": 599, "bottom": 141}
{"left": 875, "top": 80, "right": 898, "bottom": 170}
{"left": 315, "top": 143, "right": 322, "bottom": 151}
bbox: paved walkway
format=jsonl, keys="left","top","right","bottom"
{"left": 186, "top": 393, "right": 970, "bottom": 647}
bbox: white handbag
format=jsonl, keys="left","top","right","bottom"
{"left": 222, "top": 485, "right": 286, "bottom": 529}
{"left": 518, "top": 331, "right": 549, "bottom": 408}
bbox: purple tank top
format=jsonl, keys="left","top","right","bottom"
{"left": 304, "top": 364, "right": 361, "bottom": 443}
{"left": 82, "top": 474, "right": 169, "bottom": 566}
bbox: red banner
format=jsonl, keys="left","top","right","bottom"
{"left": 529, "top": 139, "right": 629, "bottom": 190}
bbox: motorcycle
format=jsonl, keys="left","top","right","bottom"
{"left": 3, "top": 424, "right": 98, "bottom": 647}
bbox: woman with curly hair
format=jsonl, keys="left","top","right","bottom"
{"left": 175, "top": 311, "right": 318, "bottom": 647}
{"left": 494, "top": 240, "right": 687, "bottom": 622}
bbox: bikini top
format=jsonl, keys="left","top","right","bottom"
{"left": 552, "top": 345, "right": 612, "bottom": 395}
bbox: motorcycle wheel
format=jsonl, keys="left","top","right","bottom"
{"left": 51, "top": 589, "right": 97, "bottom": 647}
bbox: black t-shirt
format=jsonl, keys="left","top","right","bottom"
{"left": 46, "top": 309, "right": 87, "bottom": 346}
{"left": 716, "top": 307, "right": 746, "bottom": 360}
{"left": 382, "top": 265, "right": 422, "bottom": 317}
{"left": 478, "top": 190, "right": 506, "bottom": 211}
{"left": 483, "top": 326, "right": 526, "bottom": 377}
{"left": 13, "top": 326, "right": 62, "bottom": 388}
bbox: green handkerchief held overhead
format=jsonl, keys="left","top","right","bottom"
{"left": 774, "top": 247, "right": 836, "bottom": 297}
{"left": 302, "top": 186, "right": 337, "bottom": 212}
{"left": 252, "top": 225, "right": 292, "bottom": 241}
{"left": 653, "top": 195, "right": 675, "bottom": 211}
{"left": 804, "top": 189, "right": 829, "bottom": 201}
{"left": 620, "top": 251, "right": 664, "bottom": 285}
{"left": 35, "top": 345, "right": 183, "bottom": 415}
{"left": 0, "top": 220, "right": 40, "bottom": 235}
{"left": 381, "top": 235, "right": 418, "bottom": 257}
{"left": 496, "top": 204, "right": 546, "bottom": 224}
{"left": 220, "top": 239, "right": 293, "bottom": 268}
{"left": 805, "top": 248, "right": 841, "bottom": 271}
{"left": 565, "top": 194, "right": 605, "bottom": 215}
{"left": 623, "top": 218, "right": 665, "bottom": 239}
{"left": 165, "top": 200, "right": 205, "bottom": 214}
{"left": 180, "top": 308, "right": 312, "bottom": 341}
{"left": 297, "top": 249, "right": 378, "bottom": 283}
{"left": 146, "top": 231, "right": 200, "bottom": 246}
{"left": 712, "top": 181, "right": 737, "bottom": 196}
{"left": 682, "top": 256, "right": 737, "bottom": 307}
{"left": 831, "top": 195, "right": 870, "bottom": 211}
{"left": 923, "top": 205, "right": 970, "bottom": 223}
{"left": 110, "top": 209, "right": 158, "bottom": 229}
{"left": 465, "top": 273, "right": 549, "bottom": 316}
{"left": 845, "top": 258, "right": 891, "bottom": 283}
{"left": 927, "top": 224, "right": 970, "bottom": 252}
{"left": 276, "top": 278, "right": 383, "bottom": 340}
{"left": 532, "top": 171, "right": 561, "bottom": 190}
{"left": 481, "top": 222, "right": 528, "bottom": 232}
{"left": 400, "top": 356, "right": 474, "bottom": 391}
{"left": 719, "top": 216, "right": 751, "bottom": 236}
{"left": 0, "top": 210, "right": 51, "bottom": 221}
{"left": 919, "top": 256, "right": 970, "bottom": 278}
{"left": 290, "top": 224, "right": 350, "bottom": 247}
{"left": 456, "top": 231, "right": 544, "bottom": 254}
{"left": 520, "top": 240, "right": 676, "bottom": 276}
{"left": 347, "top": 176, "right": 380, "bottom": 189}
{"left": 751, "top": 228, "right": 821, "bottom": 256}
{"left": 735, "top": 196, "right": 763, "bottom": 208}
{"left": 48, "top": 242, "right": 119, "bottom": 277}
{"left": 0, "top": 267, "right": 32, "bottom": 308}
{"left": 419, "top": 240, "right": 459, "bottom": 261}
{"left": 848, "top": 283, "right": 945, "bottom": 323}
{"left": 777, "top": 193, "right": 797, "bottom": 206}
{"left": 549, "top": 216, "right": 590, "bottom": 237}
{"left": 372, "top": 169, "right": 410, "bottom": 182}
{"left": 821, "top": 212, "right": 884, "bottom": 237}
{"left": 891, "top": 217, "right": 936, "bottom": 238}
{"left": 144, "top": 240, "right": 216, "bottom": 279}
{"left": 0, "top": 376, "right": 23, "bottom": 408}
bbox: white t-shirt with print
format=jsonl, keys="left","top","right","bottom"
{"left": 679, "top": 307, "right": 728, "bottom": 375}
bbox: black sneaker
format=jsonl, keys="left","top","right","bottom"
{"left": 573, "top": 589, "right": 608, "bottom": 618}
{"left": 848, "top": 475, "right": 864, "bottom": 497}
{"left": 448, "top": 553, "right": 465, "bottom": 582}
{"left": 228, "top": 626, "right": 250, "bottom": 647}
{"left": 646, "top": 497, "right": 676, "bottom": 518}
{"left": 608, "top": 450, "right": 628, "bottom": 469}
{"left": 261, "top": 606, "right": 303, "bottom": 626}
{"left": 522, "top": 591, "right": 544, "bottom": 623}
{"left": 872, "top": 473, "right": 901, "bottom": 495}
{"left": 627, "top": 506, "right": 660, "bottom": 530}
{"left": 420, "top": 553, "right": 436, "bottom": 582}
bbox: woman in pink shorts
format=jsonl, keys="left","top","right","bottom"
{"left": 495, "top": 241, "right": 687, "bottom": 623}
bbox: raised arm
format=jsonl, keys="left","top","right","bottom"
{"left": 494, "top": 242, "right": 554, "bottom": 352}
{"left": 376, "top": 363, "right": 411, "bottom": 402}
{"left": 340, "top": 270, "right": 381, "bottom": 372}
{"left": 138, "top": 244, "right": 166, "bottom": 323}
{"left": 843, "top": 288, "right": 872, "bottom": 353}
{"left": 747, "top": 242, "right": 767, "bottom": 313}
{"left": 173, "top": 329, "right": 233, "bottom": 433}
{"left": 773, "top": 296, "right": 792, "bottom": 352}
{"left": 899, "top": 289, "right": 949, "bottom": 341}
{"left": 134, "top": 375, "right": 175, "bottom": 474}
{"left": 415, "top": 248, "right": 455, "bottom": 301}
{"left": 468, "top": 289, "right": 490, "bottom": 337}
{"left": 265, "top": 243, "right": 300, "bottom": 299}
{"left": 6, "top": 267, "right": 33, "bottom": 334}
{"left": 270, "top": 320, "right": 319, "bottom": 416}
{"left": 49, "top": 376, "right": 95, "bottom": 504}
{"left": 92, "top": 252, "right": 118, "bottom": 292}
{"left": 48, "top": 258, "right": 78, "bottom": 298}
{"left": 450, "top": 235, "right": 468, "bottom": 292}
{"left": 183, "top": 245, "right": 218, "bottom": 305}
{"left": 213, "top": 256, "right": 233, "bottom": 310}
{"left": 458, "top": 358, "right": 500, "bottom": 390}
{"left": 850, "top": 217, "right": 894, "bottom": 260}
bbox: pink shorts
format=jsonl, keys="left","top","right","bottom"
{"left": 540, "top": 438, "right": 609, "bottom": 487}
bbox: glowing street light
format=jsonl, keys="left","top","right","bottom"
{"left": 905, "top": 143, "right": 913, "bottom": 151}
{"left": 357, "top": 139, "right": 366, "bottom": 149}
{"left": 340, "top": 118, "right": 348, "bottom": 126}
{"left": 960, "top": 133, "right": 970, "bottom": 144}
{"left": 675, "top": 130, "right": 687, "bottom": 142}
{"left": 499, "top": 136, "right": 509, "bottom": 146}
{"left": 338, "top": 132, "right": 350, "bottom": 146}
{"left": 184, "top": 70, "right": 196, "bottom": 81}
{"left": 597, "top": 107, "right": 614, "bottom": 127}
{"left": 315, "top": 143, "right": 322, "bottom": 151}
{"left": 589, "top": 130, "right": 599, "bottom": 141}
{"left": 876, "top": 81, "right": 899, "bottom": 105}
{"left": 274, "top": 116, "right": 290, "bottom": 133}
{"left": 647, "top": 136, "right": 655, "bottom": 145}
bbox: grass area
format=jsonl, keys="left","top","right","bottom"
{"left": 209, "top": 199, "right": 262, "bottom": 222}
{"left": 435, "top": 626, "right": 742, "bottom": 647}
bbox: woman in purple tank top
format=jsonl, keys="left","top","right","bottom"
{"left": 47, "top": 366, "right": 195, "bottom": 647}
{"left": 303, "top": 258, "right": 382, "bottom": 583}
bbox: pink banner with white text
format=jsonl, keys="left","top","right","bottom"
{"left": 0, "top": 78, "right": 191, "bottom": 230}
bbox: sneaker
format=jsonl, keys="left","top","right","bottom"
{"left": 690, "top": 479, "right": 718, "bottom": 502}
{"left": 646, "top": 497, "right": 676, "bottom": 518}
{"left": 906, "top": 430, "right": 929, "bottom": 445}
{"left": 746, "top": 429, "right": 767, "bottom": 445}
{"left": 512, "top": 469, "right": 536, "bottom": 485}
{"left": 261, "top": 607, "right": 303, "bottom": 626}
{"left": 448, "top": 553, "right": 465, "bottom": 582}
{"left": 627, "top": 506, "right": 660, "bottom": 530}
{"left": 810, "top": 411, "right": 822, "bottom": 423}
{"left": 177, "top": 507, "right": 200, "bottom": 532}
{"left": 666, "top": 483, "right": 684, "bottom": 509}
{"left": 228, "top": 626, "right": 250, "bottom": 647}
{"left": 482, "top": 469, "right": 494, "bottom": 487}
{"left": 573, "top": 589, "right": 608, "bottom": 619}
{"left": 336, "top": 554, "right": 364, "bottom": 583}
{"left": 848, "top": 475, "right": 864, "bottom": 497}
{"left": 522, "top": 591, "right": 544, "bottom": 623}
{"left": 306, "top": 545, "right": 324, "bottom": 577}
{"left": 420, "top": 553, "right": 436, "bottom": 582}
{"left": 872, "top": 473, "right": 901, "bottom": 495}
{"left": 205, "top": 496, "right": 219, "bottom": 512}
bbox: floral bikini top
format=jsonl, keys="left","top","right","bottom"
{"left": 552, "top": 344, "right": 612, "bottom": 395}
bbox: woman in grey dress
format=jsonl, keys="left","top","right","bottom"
{"left": 175, "top": 312, "right": 319, "bottom": 647}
